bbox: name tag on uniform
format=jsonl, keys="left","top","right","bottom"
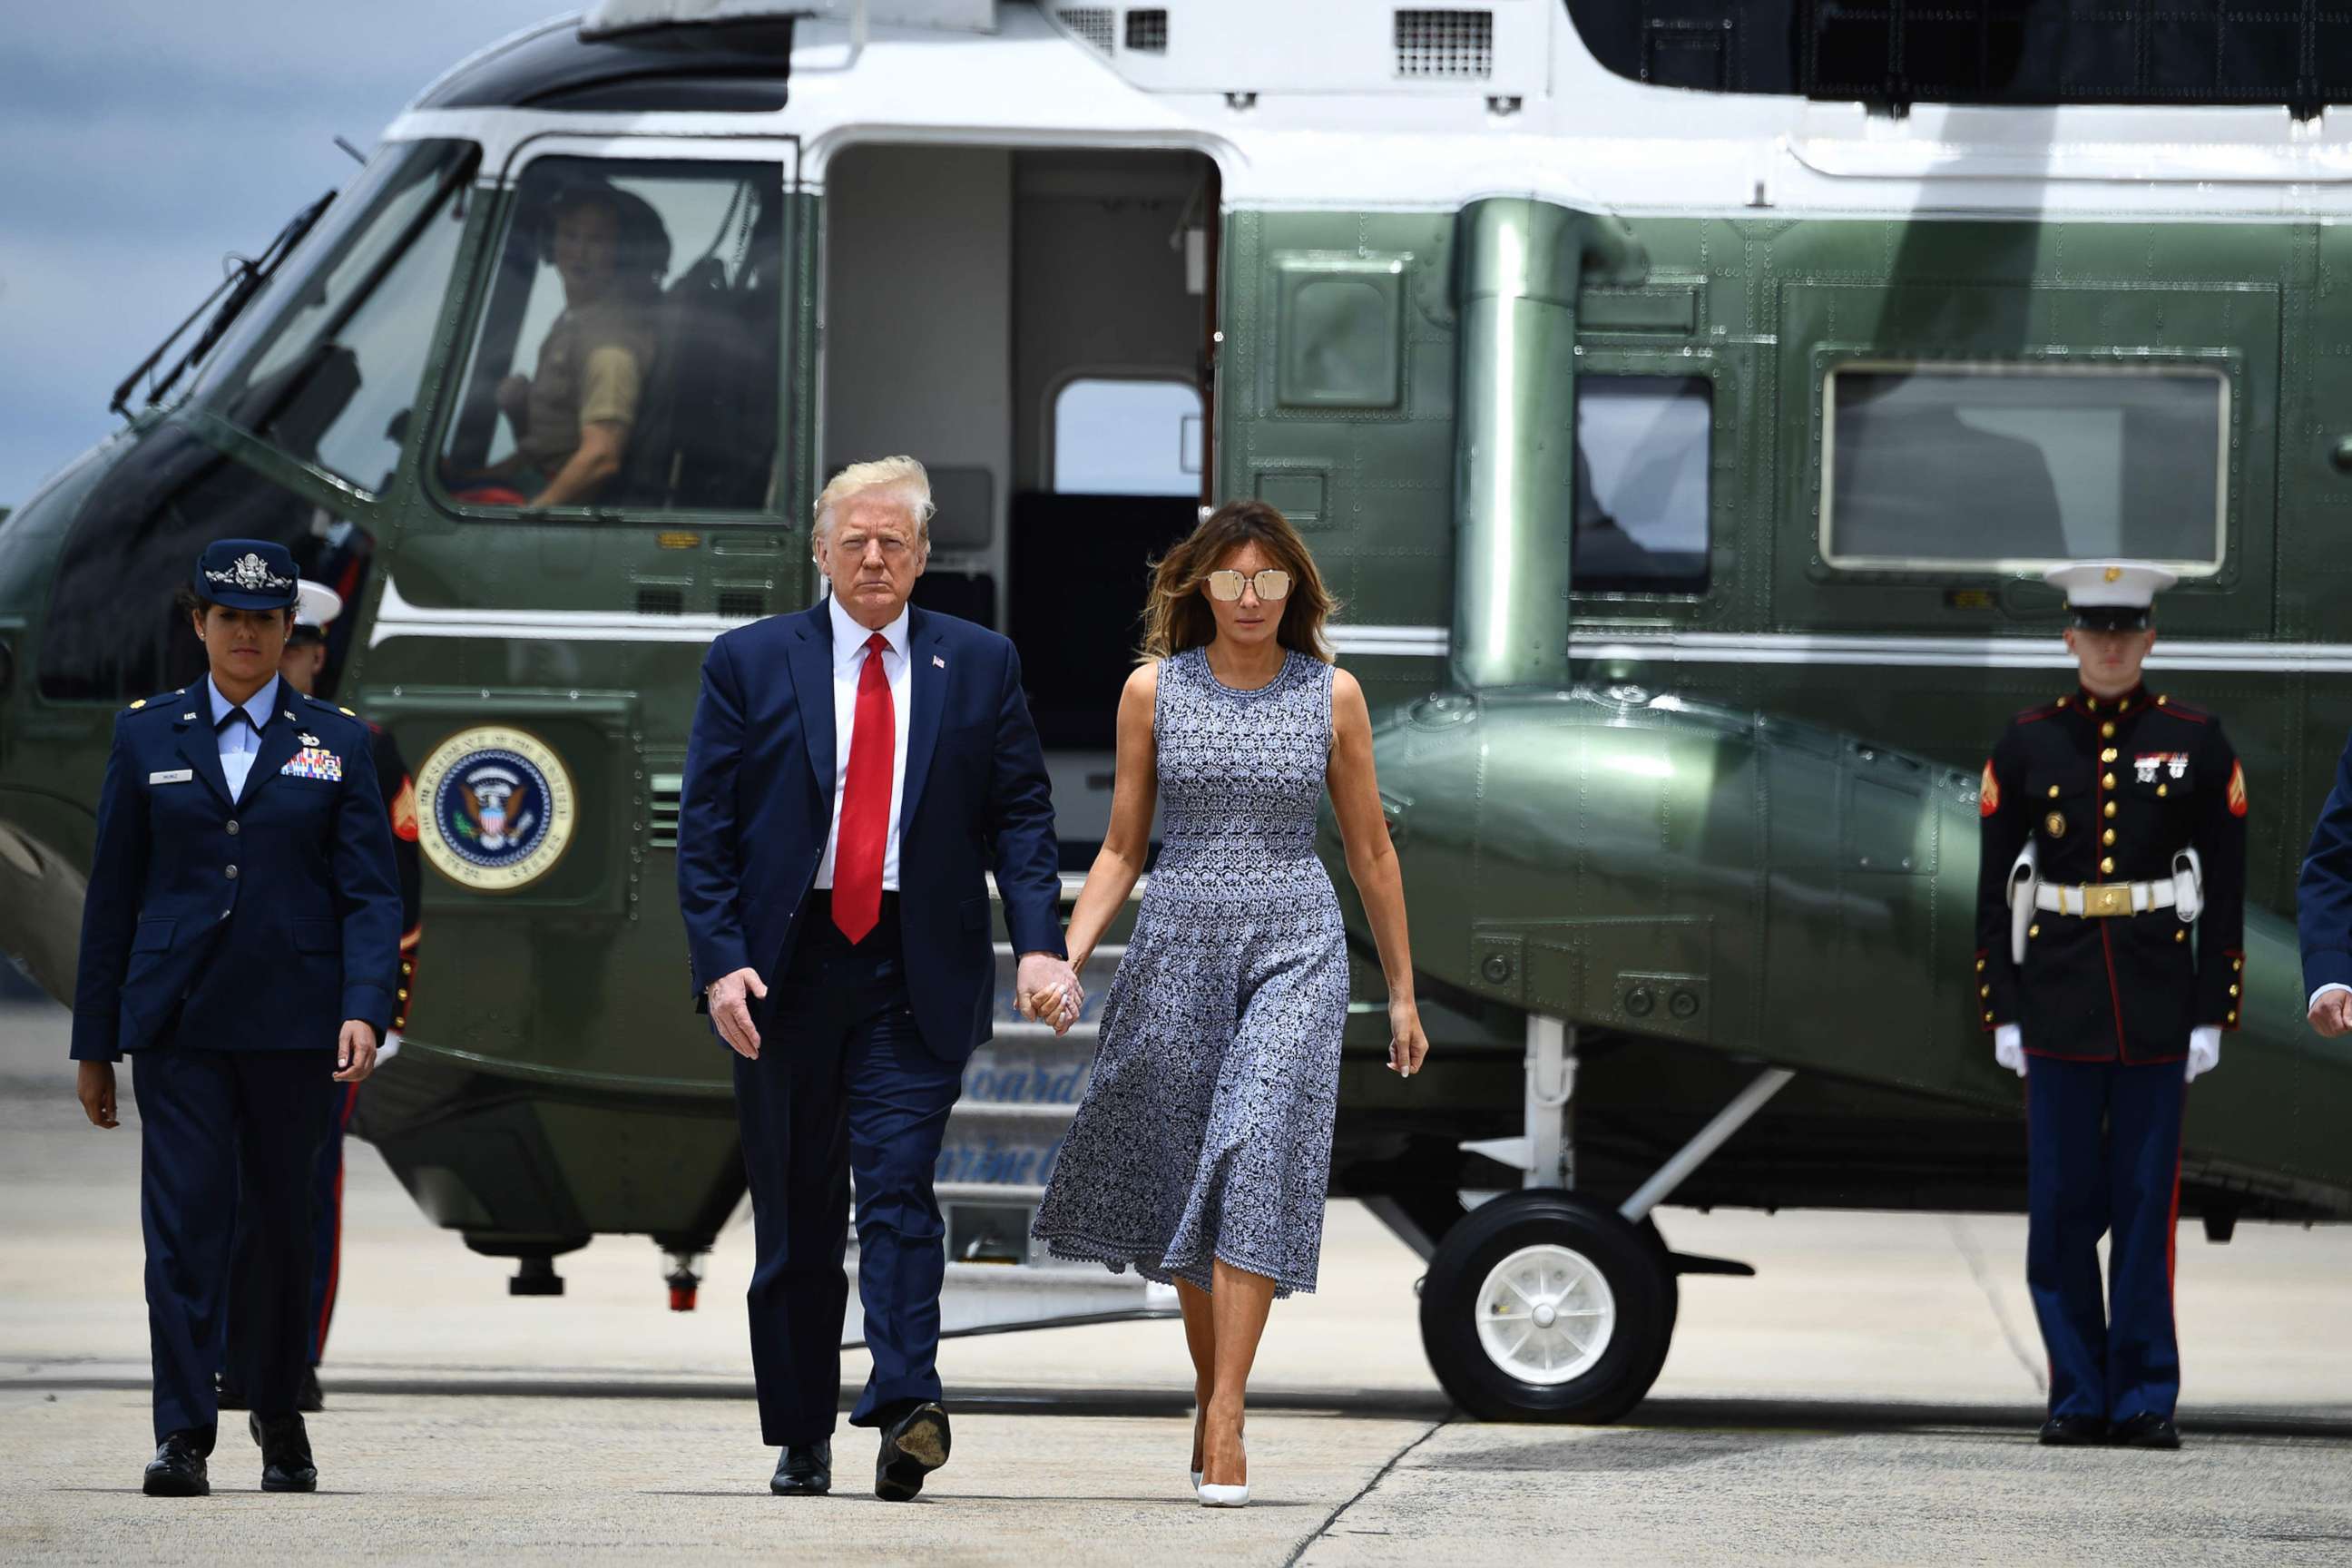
{"left": 148, "top": 769, "right": 192, "bottom": 785}
{"left": 281, "top": 747, "right": 344, "bottom": 782}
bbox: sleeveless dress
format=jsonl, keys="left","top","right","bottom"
{"left": 1032, "top": 646, "right": 1349, "bottom": 1298}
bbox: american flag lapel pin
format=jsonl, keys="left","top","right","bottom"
{"left": 933, "top": 654, "right": 946, "bottom": 669}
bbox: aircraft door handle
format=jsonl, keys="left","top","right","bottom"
{"left": 2331, "top": 436, "right": 2352, "bottom": 473}
{"left": 1996, "top": 576, "right": 2066, "bottom": 621}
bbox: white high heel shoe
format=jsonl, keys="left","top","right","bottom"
{"left": 1198, "top": 1435, "right": 1248, "bottom": 1507}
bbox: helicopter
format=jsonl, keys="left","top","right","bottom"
{"left": 2, "top": 0, "right": 2348, "bottom": 1423}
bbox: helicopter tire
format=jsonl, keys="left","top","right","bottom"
{"left": 1419, "top": 1190, "right": 1673, "bottom": 1424}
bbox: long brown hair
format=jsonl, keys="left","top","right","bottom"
{"left": 1139, "top": 499, "right": 1338, "bottom": 662}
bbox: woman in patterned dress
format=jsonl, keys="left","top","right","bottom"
{"left": 1031, "top": 500, "right": 1428, "bottom": 1507}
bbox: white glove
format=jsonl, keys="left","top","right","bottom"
{"left": 377, "top": 1029, "right": 403, "bottom": 1065}
{"left": 1993, "top": 1023, "right": 2027, "bottom": 1077}
{"left": 2184, "top": 1024, "right": 2220, "bottom": 1083}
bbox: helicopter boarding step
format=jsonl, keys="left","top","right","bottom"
{"left": 841, "top": 874, "right": 1176, "bottom": 1343}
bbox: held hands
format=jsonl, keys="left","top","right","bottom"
{"left": 708, "top": 967, "right": 769, "bottom": 1060}
{"left": 1016, "top": 952, "right": 1083, "bottom": 1036}
{"left": 1388, "top": 995, "right": 1429, "bottom": 1078}
{"left": 335, "top": 1020, "right": 379, "bottom": 1083}
{"left": 1993, "top": 1023, "right": 2027, "bottom": 1078}
{"left": 75, "top": 1061, "right": 119, "bottom": 1129}
{"left": 2310, "top": 989, "right": 2352, "bottom": 1038}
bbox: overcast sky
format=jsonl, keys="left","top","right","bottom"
{"left": 0, "top": 1, "right": 572, "bottom": 505}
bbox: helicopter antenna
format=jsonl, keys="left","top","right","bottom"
{"left": 334, "top": 135, "right": 368, "bottom": 165}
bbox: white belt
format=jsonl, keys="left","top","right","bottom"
{"left": 2034, "top": 880, "right": 2175, "bottom": 918}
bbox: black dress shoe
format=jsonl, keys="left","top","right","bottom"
{"left": 2037, "top": 1416, "right": 2110, "bottom": 1446}
{"left": 142, "top": 1431, "right": 211, "bottom": 1497}
{"left": 250, "top": 1412, "right": 318, "bottom": 1493}
{"left": 298, "top": 1367, "right": 325, "bottom": 1414}
{"left": 770, "top": 1438, "right": 832, "bottom": 1495}
{"left": 875, "top": 1402, "right": 951, "bottom": 1502}
{"left": 2110, "top": 1413, "right": 2183, "bottom": 1449}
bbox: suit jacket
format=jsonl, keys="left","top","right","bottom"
{"left": 1975, "top": 686, "right": 2248, "bottom": 1063}
{"left": 70, "top": 686, "right": 404, "bottom": 1063}
{"left": 2297, "top": 730, "right": 2352, "bottom": 999}
{"left": 675, "top": 599, "right": 1065, "bottom": 1063}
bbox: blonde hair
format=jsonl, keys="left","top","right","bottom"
{"left": 1139, "top": 499, "right": 1337, "bottom": 663}
{"left": 813, "top": 456, "right": 936, "bottom": 549}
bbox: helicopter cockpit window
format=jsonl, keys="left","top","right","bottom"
{"left": 37, "top": 425, "right": 376, "bottom": 704}
{"left": 438, "top": 156, "right": 783, "bottom": 516}
{"left": 1573, "top": 376, "right": 1711, "bottom": 594}
{"left": 198, "top": 140, "right": 478, "bottom": 497}
{"left": 1821, "top": 364, "right": 2228, "bottom": 574}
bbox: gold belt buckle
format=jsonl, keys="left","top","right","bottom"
{"left": 2082, "top": 884, "right": 2133, "bottom": 918}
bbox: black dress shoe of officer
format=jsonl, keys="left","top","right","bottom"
{"left": 875, "top": 1402, "right": 952, "bottom": 1502}
{"left": 2110, "top": 1413, "right": 2183, "bottom": 1449}
{"left": 250, "top": 1412, "right": 318, "bottom": 1493}
{"left": 2037, "top": 1416, "right": 2110, "bottom": 1446}
{"left": 298, "top": 1367, "right": 325, "bottom": 1414}
{"left": 770, "top": 1438, "right": 832, "bottom": 1495}
{"left": 142, "top": 1431, "right": 211, "bottom": 1496}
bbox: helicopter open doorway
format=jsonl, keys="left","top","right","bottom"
{"left": 818, "top": 142, "right": 1219, "bottom": 864}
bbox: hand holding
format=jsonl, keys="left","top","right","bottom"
{"left": 334, "top": 1019, "right": 378, "bottom": 1083}
{"left": 2309, "top": 989, "right": 2352, "bottom": 1038}
{"left": 1387, "top": 996, "right": 1429, "bottom": 1078}
{"left": 1016, "top": 953, "right": 1083, "bottom": 1035}
{"left": 708, "top": 967, "right": 769, "bottom": 1059}
{"left": 1993, "top": 1022, "right": 2028, "bottom": 1078}
{"left": 76, "top": 1061, "right": 119, "bottom": 1129}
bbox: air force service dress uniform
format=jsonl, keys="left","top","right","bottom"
{"left": 1974, "top": 563, "right": 2248, "bottom": 1445}
{"left": 69, "top": 541, "right": 401, "bottom": 1481}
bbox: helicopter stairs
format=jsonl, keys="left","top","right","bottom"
{"left": 838, "top": 875, "right": 1177, "bottom": 1346}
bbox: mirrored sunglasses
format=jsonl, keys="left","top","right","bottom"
{"left": 1205, "top": 568, "right": 1293, "bottom": 603}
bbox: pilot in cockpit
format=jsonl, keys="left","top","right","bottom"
{"left": 474, "top": 181, "right": 665, "bottom": 509}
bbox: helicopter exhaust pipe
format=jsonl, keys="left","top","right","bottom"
{"left": 1449, "top": 198, "right": 1643, "bottom": 691}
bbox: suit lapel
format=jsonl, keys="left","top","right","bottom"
{"left": 898, "top": 608, "right": 946, "bottom": 837}
{"left": 173, "top": 717, "right": 234, "bottom": 809}
{"left": 786, "top": 601, "right": 837, "bottom": 804}
{"left": 238, "top": 701, "right": 308, "bottom": 808}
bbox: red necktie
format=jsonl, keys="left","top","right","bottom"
{"left": 832, "top": 632, "right": 894, "bottom": 944}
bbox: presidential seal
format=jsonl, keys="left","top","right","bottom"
{"left": 414, "top": 726, "right": 577, "bottom": 891}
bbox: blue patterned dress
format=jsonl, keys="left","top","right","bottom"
{"left": 1033, "top": 646, "right": 1349, "bottom": 1297}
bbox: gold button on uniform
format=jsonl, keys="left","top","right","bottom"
{"left": 2048, "top": 785, "right": 2061, "bottom": 799}
{"left": 2102, "top": 772, "right": 2117, "bottom": 789}
{"left": 2029, "top": 923, "right": 2041, "bottom": 938}
{"left": 2100, "top": 857, "right": 2115, "bottom": 874}
{"left": 2103, "top": 801, "right": 2118, "bottom": 818}
{"left": 2228, "top": 1010, "right": 2239, "bottom": 1024}
{"left": 1975, "top": 957, "right": 1986, "bottom": 972}
{"left": 2157, "top": 784, "right": 2168, "bottom": 798}
{"left": 2102, "top": 748, "right": 2119, "bottom": 763}
{"left": 1984, "top": 1011, "right": 1994, "bottom": 1023}
{"left": 2102, "top": 721, "right": 2116, "bottom": 739}
{"left": 2102, "top": 828, "right": 2116, "bottom": 846}
{"left": 2175, "top": 929, "right": 2188, "bottom": 943}
{"left": 2229, "top": 985, "right": 2240, "bottom": 997}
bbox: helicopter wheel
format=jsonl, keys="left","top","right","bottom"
{"left": 1419, "top": 1190, "right": 1675, "bottom": 1423}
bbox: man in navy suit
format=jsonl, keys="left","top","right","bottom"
{"left": 2298, "top": 739, "right": 2352, "bottom": 1037}
{"left": 71, "top": 538, "right": 402, "bottom": 1496}
{"left": 677, "top": 456, "right": 1076, "bottom": 1502}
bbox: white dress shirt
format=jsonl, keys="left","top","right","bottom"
{"left": 813, "top": 593, "right": 912, "bottom": 892}
{"left": 207, "top": 674, "right": 282, "bottom": 801}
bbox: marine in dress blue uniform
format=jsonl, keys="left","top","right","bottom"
{"left": 220, "top": 580, "right": 424, "bottom": 1412}
{"left": 1975, "top": 563, "right": 2248, "bottom": 1450}
{"left": 70, "top": 540, "right": 401, "bottom": 1496}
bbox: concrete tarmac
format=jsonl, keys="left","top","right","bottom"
{"left": 5, "top": 998, "right": 2350, "bottom": 1564}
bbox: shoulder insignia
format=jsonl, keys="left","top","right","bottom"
{"left": 1978, "top": 760, "right": 2001, "bottom": 818}
{"left": 127, "top": 699, "right": 145, "bottom": 710}
{"left": 2229, "top": 760, "right": 2249, "bottom": 818}
{"left": 339, "top": 706, "right": 357, "bottom": 717}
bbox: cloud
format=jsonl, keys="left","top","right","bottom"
{"left": 0, "top": 1, "right": 572, "bottom": 503}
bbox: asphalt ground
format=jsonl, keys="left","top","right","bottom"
{"left": 4, "top": 997, "right": 2350, "bottom": 1564}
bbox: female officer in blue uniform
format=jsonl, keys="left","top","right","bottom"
{"left": 70, "top": 538, "right": 402, "bottom": 1497}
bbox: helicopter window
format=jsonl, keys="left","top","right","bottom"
{"left": 1051, "top": 377, "right": 1203, "bottom": 495}
{"left": 1821, "top": 363, "right": 2227, "bottom": 574}
{"left": 199, "top": 140, "right": 479, "bottom": 498}
{"left": 1573, "top": 376, "right": 1711, "bottom": 594}
{"left": 36, "top": 426, "right": 376, "bottom": 704}
{"left": 438, "top": 155, "right": 784, "bottom": 517}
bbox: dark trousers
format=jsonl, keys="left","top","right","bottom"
{"left": 133, "top": 1046, "right": 338, "bottom": 1446}
{"left": 2025, "top": 1054, "right": 2187, "bottom": 1423}
{"left": 224, "top": 1081, "right": 358, "bottom": 1386}
{"left": 732, "top": 906, "right": 964, "bottom": 1446}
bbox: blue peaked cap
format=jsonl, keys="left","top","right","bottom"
{"left": 194, "top": 538, "right": 299, "bottom": 612}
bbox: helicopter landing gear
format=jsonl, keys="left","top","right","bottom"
{"left": 658, "top": 1241, "right": 712, "bottom": 1311}
{"left": 1406, "top": 1014, "right": 1792, "bottom": 1422}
